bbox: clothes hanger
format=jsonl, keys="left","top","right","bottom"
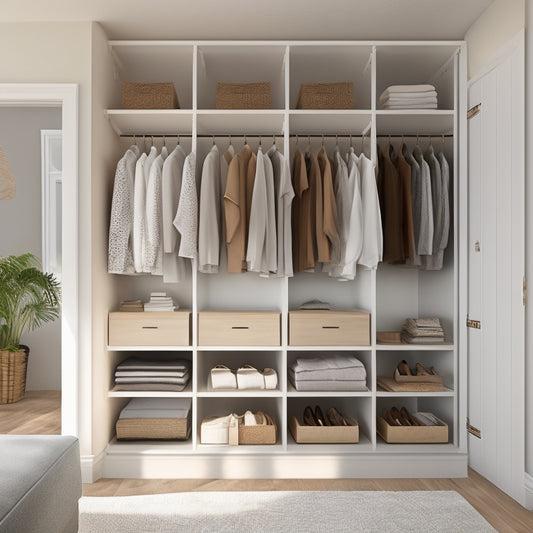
{"left": 212, "top": 135, "right": 215, "bottom": 146}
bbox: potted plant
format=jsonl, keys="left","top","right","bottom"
{"left": 0, "top": 253, "right": 60, "bottom": 403}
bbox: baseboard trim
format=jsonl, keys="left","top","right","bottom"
{"left": 524, "top": 472, "right": 533, "bottom": 510}
{"left": 81, "top": 450, "right": 105, "bottom": 483}
{"left": 102, "top": 452, "right": 468, "bottom": 479}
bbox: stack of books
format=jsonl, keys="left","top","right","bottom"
{"left": 144, "top": 292, "right": 177, "bottom": 312}
{"left": 401, "top": 318, "right": 445, "bottom": 344}
{"left": 119, "top": 299, "right": 143, "bottom": 312}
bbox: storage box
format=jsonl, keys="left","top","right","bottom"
{"left": 116, "top": 417, "right": 190, "bottom": 440}
{"left": 376, "top": 331, "right": 402, "bottom": 344}
{"left": 296, "top": 82, "right": 354, "bottom": 109}
{"left": 289, "top": 416, "right": 359, "bottom": 444}
{"left": 238, "top": 413, "right": 277, "bottom": 445}
{"left": 289, "top": 310, "right": 370, "bottom": 346}
{"left": 121, "top": 82, "right": 179, "bottom": 109}
{"left": 216, "top": 82, "right": 271, "bottom": 109}
{"left": 198, "top": 311, "right": 280, "bottom": 346}
{"left": 108, "top": 311, "right": 191, "bottom": 346}
{"left": 376, "top": 415, "right": 449, "bottom": 443}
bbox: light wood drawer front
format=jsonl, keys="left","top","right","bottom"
{"left": 289, "top": 310, "right": 370, "bottom": 346}
{"left": 198, "top": 312, "right": 280, "bottom": 346}
{"left": 108, "top": 312, "right": 191, "bottom": 346}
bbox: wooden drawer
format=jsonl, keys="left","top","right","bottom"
{"left": 108, "top": 312, "right": 190, "bottom": 346}
{"left": 289, "top": 310, "right": 370, "bottom": 346}
{"left": 198, "top": 311, "right": 280, "bottom": 346}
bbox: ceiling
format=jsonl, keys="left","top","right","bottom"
{"left": 0, "top": 0, "right": 493, "bottom": 41}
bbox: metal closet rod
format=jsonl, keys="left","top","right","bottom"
{"left": 377, "top": 134, "right": 453, "bottom": 138}
{"left": 120, "top": 134, "right": 280, "bottom": 138}
{"left": 120, "top": 133, "right": 454, "bottom": 139}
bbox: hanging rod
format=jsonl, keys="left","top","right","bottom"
{"left": 376, "top": 134, "right": 453, "bottom": 138}
{"left": 119, "top": 133, "right": 280, "bottom": 138}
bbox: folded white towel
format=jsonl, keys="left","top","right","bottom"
{"left": 380, "top": 90, "right": 437, "bottom": 103}
{"left": 382, "top": 96, "right": 438, "bottom": 105}
{"left": 382, "top": 103, "right": 438, "bottom": 110}
{"left": 381, "top": 84, "right": 436, "bottom": 96}
{"left": 236, "top": 365, "right": 265, "bottom": 390}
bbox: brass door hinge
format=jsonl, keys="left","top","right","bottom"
{"left": 467, "top": 418, "right": 481, "bottom": 439}
{"left": 468, "top": 103, "right": 481, "bottom": 120}
{"left": 466, "top": 315, "right": 481, "bottom": 330}
{"left": 523, "top": 276, "right": 527, "bottom": 307}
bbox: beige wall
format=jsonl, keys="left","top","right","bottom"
{"left": 465, "top": 0, "right": 525, "bottom": 80}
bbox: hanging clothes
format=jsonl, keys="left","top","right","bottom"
{"left": 412, "top": 144, "right": 434, "bottom": 257}
{"left": 146, "top": 146, "right": 168, "bottom": 275}
{"left": 292, "top": 148, "right": 313, "bottom": 272}
{"left": 268, "top": 144, "right": 294, "bottom": 278}
{"left": 437, "top": 151, "right": 451, "bottom": 255}
{"left": 108, "top": 144, "right": 140, "bottom": 274}
{"left": 403, "top": 144, "right": 422, "bottom": 267}
{"left": 396, "top": 144, "right": 416, "bottom": 260}
{"left": 423, "top": 144, "right": 443, "bottom": 270}
{"left": 198, "top": 144, "right": 222, "bottom": 274}
{"left": 161, "top": 144, "right": 188, "bottom": 282}
{"left": 262, "top": 148, "right": 277, "bottom": 275}
{"left": 224, "top": 144, "right": 252, "bottom": 273}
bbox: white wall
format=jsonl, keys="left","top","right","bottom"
{"left": 0, "top": 107, "right": 62, "bottom": 390}
{"left": 465, "top": 0, "right": 525, "bottom": 80}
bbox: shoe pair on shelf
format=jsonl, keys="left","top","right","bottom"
{"left": 396, "top": 360, "right": 439, "bottom": 377}
{"left": 303, "top": 405, "right": 351, "bottom": 427}
{"left": 210, "top": 364, "right": 278, "bottom": 390}
{"left": 383, "top": 406, "right": 424, "bottom": 427}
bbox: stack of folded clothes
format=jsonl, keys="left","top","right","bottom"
{"left": 144, "top": 292, "right": 177, "bottom": 311}
{"left": 114, "top": 357, "right": 191, "bottom": 391}
{"left": 289, "top": 354, "right": 367, "bottom": 391}
{"left": 379, "top": 84, "right": 438, "bottom": 109}
{"left": 402, "top": 318, "right": 445, "bottom": 344}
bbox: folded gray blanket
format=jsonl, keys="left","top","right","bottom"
{"left": 116, "top": 357, "right": 191, "bottom": 371}
{"left": 289, "top": 374, "right": 367, "bottom": 391}
{"left": 290, "top": 354, "right": 367, "bottom": 382}
{"left": 115, "top": 371, "right": 190, "bottom": 385}
{"left": 114, "top": 383, "right": 187, "bottom": 392}
{"left": 119, "top": 398, "right": 191, "bottom": 419}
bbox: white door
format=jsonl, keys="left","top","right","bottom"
{"left": 467, "top": 33, "right": 525, "bottom": 504}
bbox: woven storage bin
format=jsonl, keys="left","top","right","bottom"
{"left": 116, "top": 415, "right": 191, "bottom": 440}
{"left": 238, "top": 413, "right": 277, "bottom": 444}
{"left": 122, "top": 82, "right": 179, "bottom": 109}
{"left": 296, "top": 82, "right": 354, "bottom": 109}
{"left": 216, "top": 82, "right": 271, "bottom": 109}
{"left": 0, "top": 348, "right": 28, "bottom": 404}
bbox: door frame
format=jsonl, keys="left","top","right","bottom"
{"left": 0, "top": 83, "right": 79, "bottom": 437}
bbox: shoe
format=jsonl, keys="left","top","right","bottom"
{"left": 236, "top": 365, "right": 265, "bottom": 390}
{"left": 415, "top": 363, "right": 431, "bottom": 376}
{"left": 210, "top": 365, "right": 236, "bottom": 389}
{"left": 314, "top": 405, "right": 330, "bottom": 426}
{"left": 200, "top": 413, "right": 237, "bottom": 444}
{"left": 400, "top": 407, "right": 423, "bottom": 426}
{"left": 384, "top": 409, "right": 399, "bottom": 426}
{"left": 327, "top": 407, "right": 348, "bottom": 426}
{"left": 303, "top": 405, "right": 318, "bottom": 426}
{"left": 262, "top": 368, "right": 278, "bottom": 390}
{"left": 390, "top": 406, "right": 411, "bottom": 426}
{"left": 397, "top": 360, "right": 412, "bottom": 376}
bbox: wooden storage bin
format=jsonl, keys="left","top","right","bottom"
{"left": 116, "top": 416, "right": 190, "bottom": 440}
{"left": 376, "top": 416, "right": 449, "bottom": 443}
{"left": 108, "top": 311, "right": 191, "bottom": 346}
{"left": 198, "top": 311, "right": 280, "bottom": 346}
{"left": 376, "top": 331, "right": 402, "bottom": 344}
{"left": 215, "top": 82, "right": 271, "bottom": 109}
{"left": 121, "top": 82, "right": 179, "bottom": 109}
{"left": 238, "top": 414, "right": 277, "bottom": 445}
{"left": 289, "top": 310, "right": 370, "bottom": 346}
{"left": 296, "top": 82, "right": 354, "bottom": 109}
{"left": 289, "top": 416, "right": 359, "bottom": 444}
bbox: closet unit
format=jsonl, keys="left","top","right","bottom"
{"left": 101, "top": 40, "right": 467, "bottom": 478}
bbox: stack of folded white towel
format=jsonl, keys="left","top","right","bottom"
{"left": 114, "top": 357, "right": 191, "bottom": 391}
{"left": 289, "top": 354, "right": 367, "bottom": 391}
{"left": 402, "top": 318, "right": 445, "bottom": 344}
{"left": 380, "top": 84, "right": 438, "bottom": 109}
{"left": 144, "top": 292, "right": 177, "bottom": 311}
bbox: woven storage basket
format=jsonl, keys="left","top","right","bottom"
{"left": 216, "top": 82, "right": 271, "bottom": 109}
{"left": 0, "top": 348, "right": 28, "bottom": 404}
{"left": 121, "top": 82, "right": 179, "bottom": 110}
{"left": 238, "top": 413, "right": 277, "bottom": 445}
{"left": 116, "top": 415, "right": 190, "bottom": 440}
{"left": 296, "top": 82, "right": 354, "bottom": 109}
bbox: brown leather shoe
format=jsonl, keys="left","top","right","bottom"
{"left": 384, "top": 409, "right": 399, "bottom": 426}
{"left": 397, "top": 360, "right": 412, "bottom": 376}
{"left": 315, "top": 405, "right": 329, "bottom": 426}
{"left": 303, "top": 405, "right": 318, "bottom": 426}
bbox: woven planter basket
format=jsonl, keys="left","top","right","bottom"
{"left": 0, "top": 347, "right": 29, "bottom": 404}
{"left": 121, "top": 82, "right": 179, "bottom": 109}
{"left": 296, "top": 82, "right": 354, "bottom": 109}
{"left": 216, "top": 82, "right": 271, "bottom": 109}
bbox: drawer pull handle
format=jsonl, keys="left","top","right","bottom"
{"left": 142, "top": 326, "right": 159, "bottom": 329}
{"left": 232, "top": 326, "right": 249, "bottom": 330}
{"left": 322, "top": 326, "right": 340, "bottom": 329}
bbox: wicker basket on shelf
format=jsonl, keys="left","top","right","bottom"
{"left": 121, "top": 82, "right": 180, "bottom": 109}
{"left": 296, "top": 82, "right": 354, "bottom": 109}
{"left": 0, "top": 348, "right": 29, "bottom": 404}
{"left": 216, "top": 82, "right": 271, "bottom": 109}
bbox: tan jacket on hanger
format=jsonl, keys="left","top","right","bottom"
{"left": 224, "top": 144, "right": 252, "bottom": 273}
{"left": 396, "top": 144, "right": 416, "bottom": 260}
{"left": 246, "top": 151, "right": 257, "bottom": 235}
{"left": 317, "top": 147, "right": 340, "bottom": 267}
{"left": 307, "top": 151, "right": 328, "bottom": 264}
{"left": 291, "top": 149, "right": 314, "bottom": 272}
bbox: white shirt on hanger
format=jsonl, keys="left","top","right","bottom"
{"left": 174, "top": 152, "right": 198, "bottom": 260}
{"left": 108, "top": 145, "right": 140, "bottom": 274}
{"left": 161, "top": 144, "right": 188, "bottom": 283}
{"left": 262, "top": 149, "right": 277, "bottom": 276}
{"left": 199, "top": 144, "right": 222, "bottom": 274}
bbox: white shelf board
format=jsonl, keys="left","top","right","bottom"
{"left": 286, "top": 432, "right": 373, "bottom": 454}
{"left": 108, "top": 383, "right": 193, "bottom": 397}
{"left": 376, "top": 390, "right": 454, "bottom": 398}
{"left": 289, "top": 110, "right": 371, "bottom": 135}
{"left": 107, "top": 437, "right": 194, "bottom": 454}
{"left": 375, "top": 439, "right": 458, "bottom": 454}
{"left": 196, "top": 110, "right": 285, "bottom": 135}
{"left": 376, "top": 343, "right": 454, "bottom": 351}
{"left": 108, "top": 345, "right": 193, "bottom": 351}
{"left": 105, "top": 109, "right": 193, "bottom": 135}
{"left": 197, "top": 345, "right": 281, "bottom": 351}
{"left": 287, "top": 345, "right": 372, "bottom": 351}
{"left": 376, "top": 110, "right": 454, "bottom": 135}
{"left": 287, "top": 383, "right": 371, "bottom": 397}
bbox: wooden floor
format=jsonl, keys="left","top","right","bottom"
{"left": 2, "top": 392, "right": 531, "bottom": 531}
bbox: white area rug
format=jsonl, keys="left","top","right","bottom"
{"left": 79, "top": 490, "right": 496, "bottom": 532}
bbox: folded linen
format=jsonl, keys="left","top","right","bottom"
{"left": 293, "top": 354, "right": 365, "bottom": 372}
{"left": 289, "top": 374, "right": 367, "bottom": 391}
{"left": 382, "top": 103, "right": 438, "bottom": 109}
{"left": 115, "top": 370, "right": 189, "bottom": 378}
{"left": 380, "top": 84, "right": 436, "bottom": 98}
{"left": 119, "top": 397, "right": 191, "bottom": 419}
{"left": 115, "top": 373, "right": 190, "bottom": 384}
{"left": 113, "top": 383, "right": 188, "bottom": 392}
{"left": 116, "top": 357, "right": 190, "bottom": 371}
{"left": 289, "top": 366, "right": 367, "bottom": 382}
{"left": 380, "top": 90, "right": 437, "bottom": 102}
{"left": 382, "top": 96, "right": 438, "bottom": 106}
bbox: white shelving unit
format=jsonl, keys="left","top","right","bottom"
{"left": 101, "top": 40, "right": 468, "bottom": 479}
